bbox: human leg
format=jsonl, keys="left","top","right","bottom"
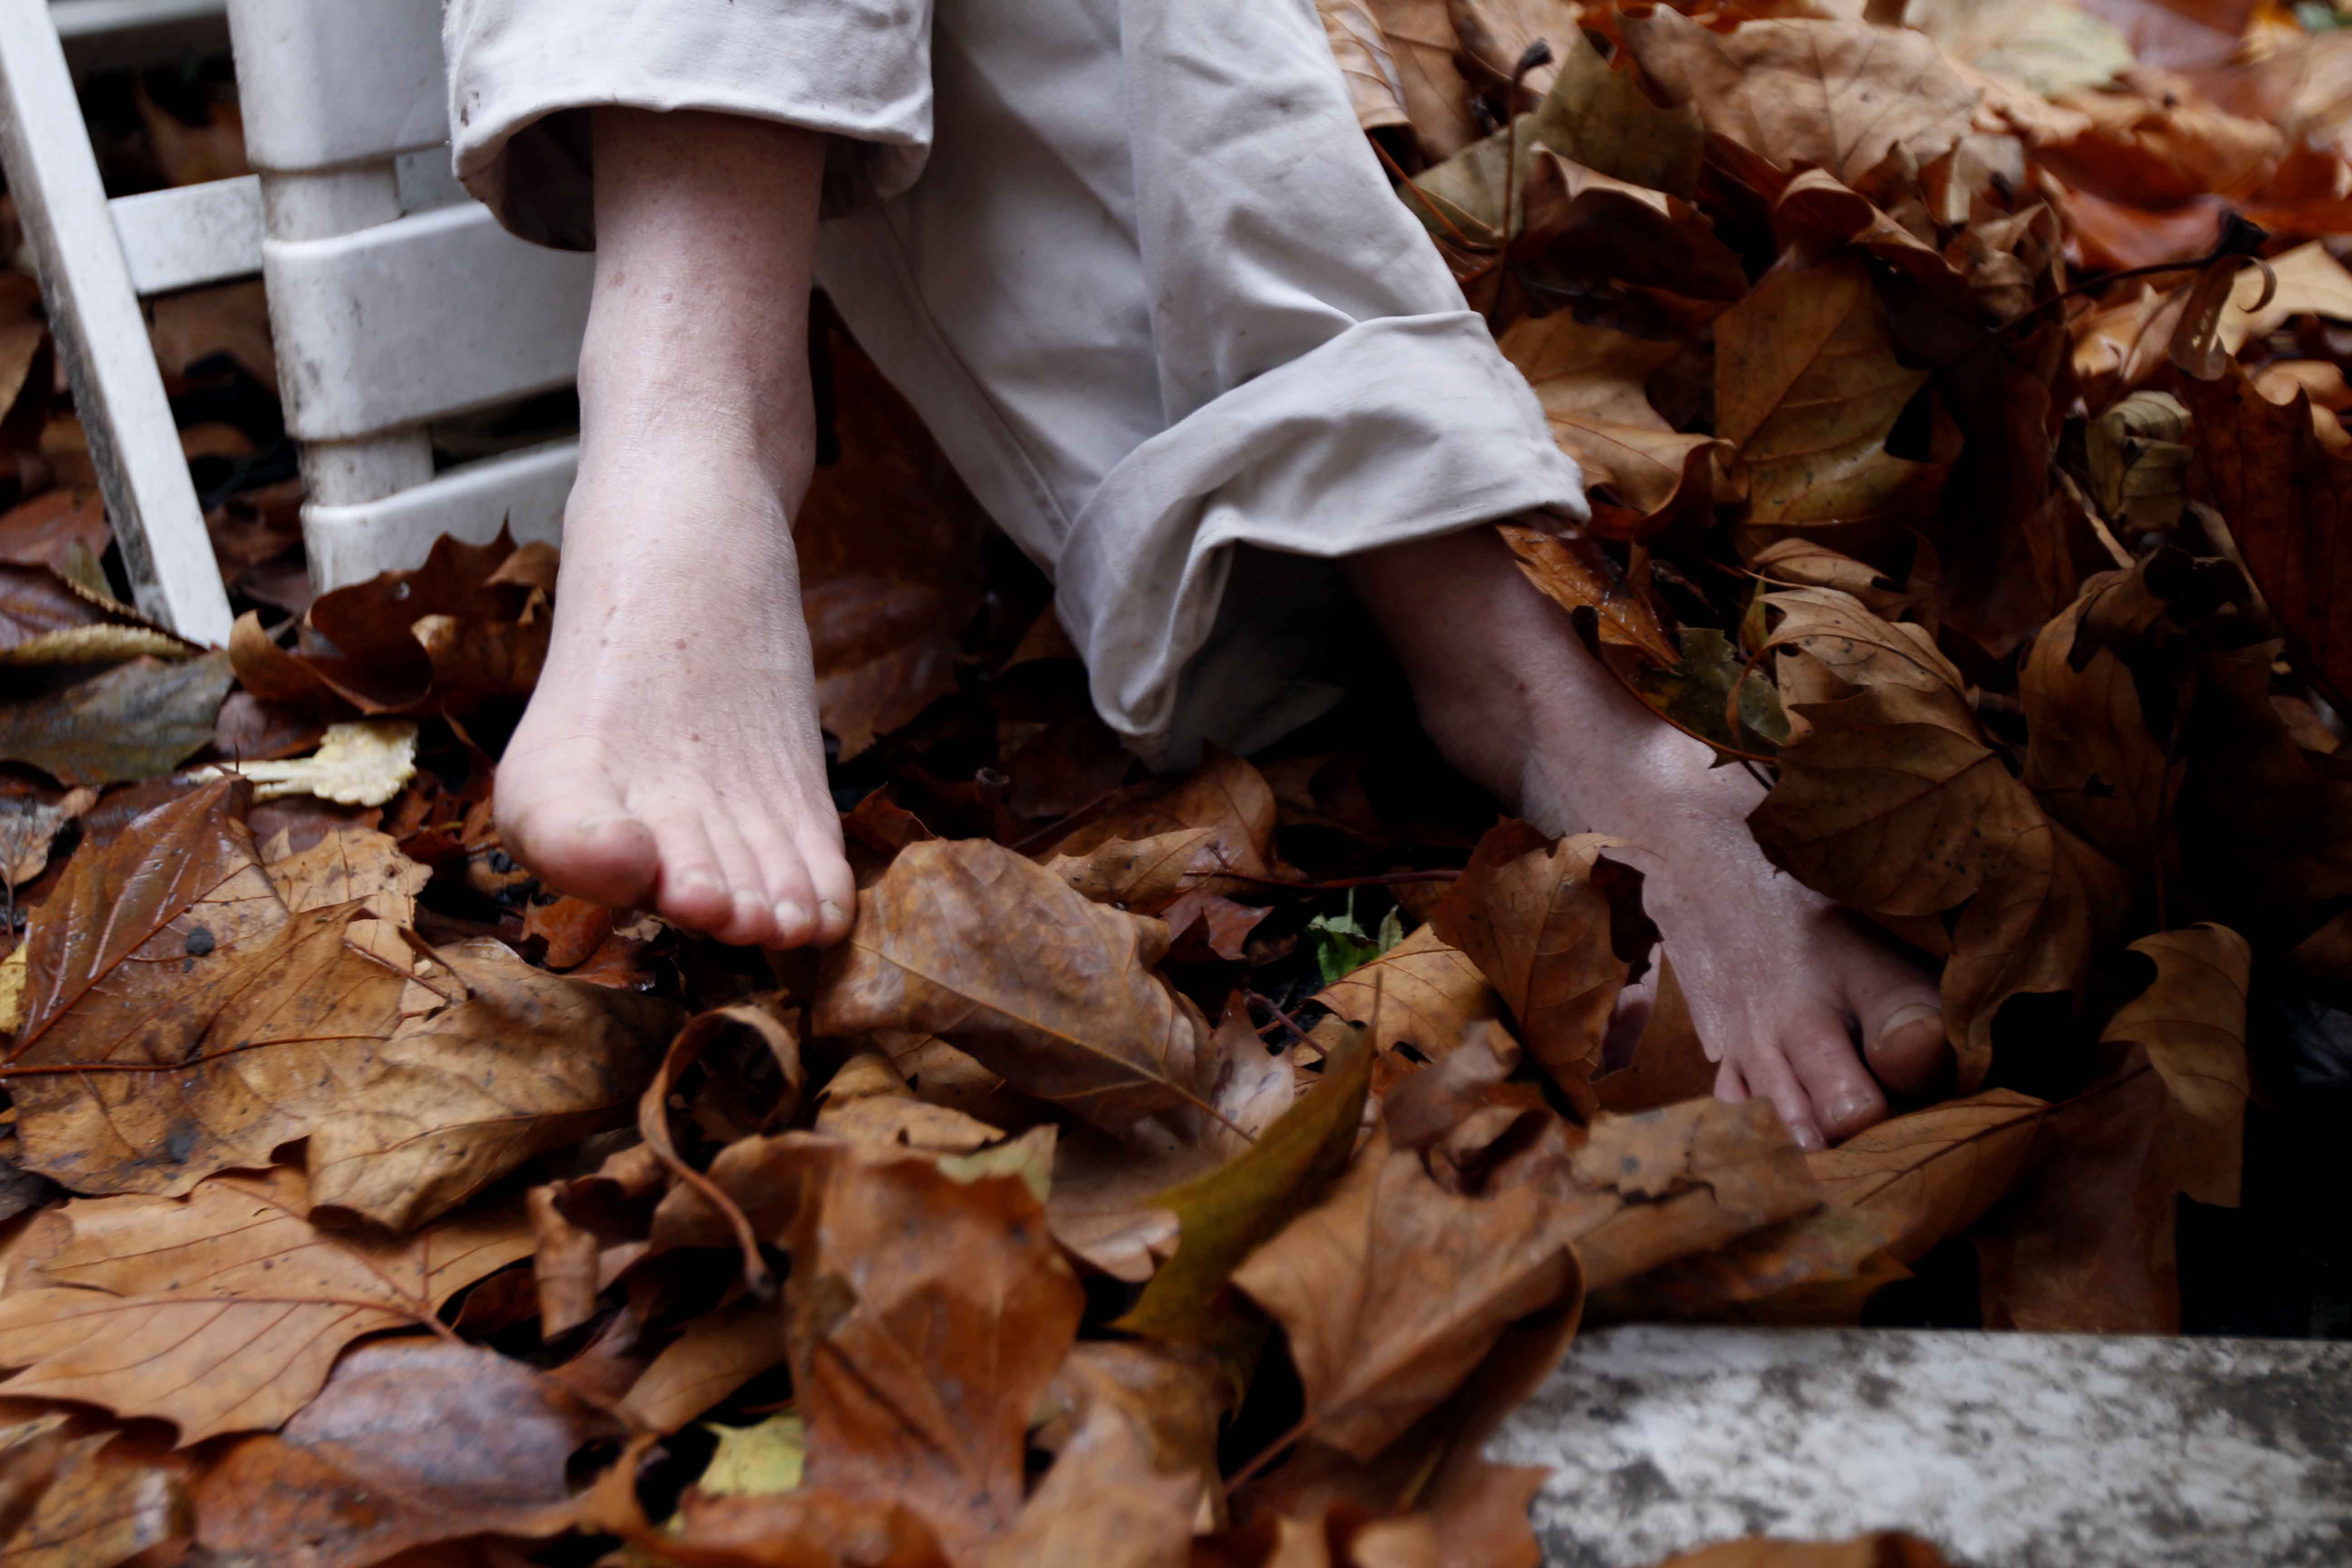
{"left": 493, "top": 108, "right": 856, "bottom": 949}
{"left": 1344, "top": 529, "right": 1949, "bottom": 1146}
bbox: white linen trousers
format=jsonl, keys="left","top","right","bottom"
{"left": 443, "top": 0, "right": 1587, "bottom": 764}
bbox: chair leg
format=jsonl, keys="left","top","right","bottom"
{"left": 0, "top": 0, "right": 234, "bottom": 644}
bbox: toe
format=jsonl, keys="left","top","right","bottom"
{"left": 497, "top": 773, "right": 658, "bottom": 909}
{"left": 1782, "top": 1012, "right": 1888, "bottom": 1143}
{"left": 645, "top": 811, "right": 735, "bottom": 934}
{"left": 799, "top": 822, "right": 858, "bottom": 946}
{"left": 1729, "top": 1034, "right": 1825, "bottom": 1151}
{"left": 701, "top": 816, "right": 779, "bottom": 946}
{"left": 1845, "top": 943, "right": 1950, "bottom": 1098}
{"left": 746, "top": 828, "right": 819, "bottom": 948}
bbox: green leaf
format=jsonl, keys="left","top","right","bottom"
{"left": 1306, "top": 893, "right": 1407, "bottom": 986}
{"left": 1113, "top": 1023, "right": 1373, "bottom": 1352}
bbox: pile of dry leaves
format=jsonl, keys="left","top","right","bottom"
{"left": 3, "top": 0, "right": 2352, "bottom": 1564}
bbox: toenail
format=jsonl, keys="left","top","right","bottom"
{"left": 1791, "top": 1123, "right": 1826, "bottom": 1152}
{"left": 1828, "top": 1095, "right": 1879, "bottom": 1128}
{"left": 1875, "top": 1002, "right": 1942, "bottom": 1038}
{"left": 775, "top": 901, "right": 810, "bottom": 933}
{"left": 819, "top": 898, "right": 848, "bottom": 926}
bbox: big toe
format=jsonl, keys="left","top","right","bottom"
{"left": 500, "top": 783, "right": 660, "bottom": 910}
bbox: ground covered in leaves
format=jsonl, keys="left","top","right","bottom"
{"left": 3, "top": 0, "right": 2352, "bottom": 1564}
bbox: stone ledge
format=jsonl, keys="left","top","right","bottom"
{"left": 1488, "top": 1326, "right": 2352, "bottom": 1568}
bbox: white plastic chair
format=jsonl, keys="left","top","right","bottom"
{"left": 0, "top": 0, "right": 591, "bottom": 645}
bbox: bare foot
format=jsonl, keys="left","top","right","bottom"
{"left": 493, "top": 107, "right": 853, "bottom": 949}
{"left": 496, "top": 441, "right": 854, "bottom": 948}
{"left": 1348, "top": 528, "right": 1948, "bottom": 1147}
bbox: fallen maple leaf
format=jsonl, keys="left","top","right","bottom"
{"left": 1313, "top": 920, "right": 1496, "bottom": 1059}
{"left": 302, "top": 935, "right": 680, "bottom": 1231}
{"left": 0, "top": 1167, "right": 529, "bottom": 1442}
{"left": 1494, "top": 315, "right": 1731, "bottom": 525}
{"left": 1716, "top": 256, "right": 1949, "bottom": 553}
{"left": 1544, "top": 1098, "right": 1825, "bottom": 1292}
{"left": 1231, "top": 1126, "right": 1597, "bottom": 1460}
{"left": 814, "top": 838, "right": 1212, "bottom": 1133}
{"left": 2102, "top": 924, "right": 2253, "bottom": 1207}
{"left": 1807, "top": 1089, "right": 2050, "bottom": 1264}
{"left": 1620, "top": 11, "right": 1982, "bottom": 192}
{"left": 1049, "top": 750, "right": 1279, "bottom": 899}
{"left": 784, "top": 1146, "right": 1084, "bottom": 1563}
{"left": 1429, "top": 820, "right": 1655, "bottom": 1111}
{"left": 621, "top": 1302, "right": 790, "bottom": 1435}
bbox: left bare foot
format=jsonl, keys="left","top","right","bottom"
{"left": 1348, "top": 527, "right": 1948, "bottom": 1147}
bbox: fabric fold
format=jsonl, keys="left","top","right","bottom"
{"left": 444, "top": 0, "right": 934, "bottom": 249}
{"left": 1061, "top": 310, "right": 1586, "bottom": 756}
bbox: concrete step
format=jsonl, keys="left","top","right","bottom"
{"left": 1489, "top": 1326, "right": 2352, "bottom": 1568}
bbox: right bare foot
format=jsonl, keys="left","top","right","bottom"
{"left": 492, "top": 107, "right": 853, "bottom": 949}
{"left": 1348, "top": 527, "right": 1950, "bottom": 1148}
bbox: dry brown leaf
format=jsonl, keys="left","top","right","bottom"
{"left": 1591, "top": 954, "right": 1719, "bottom": 1114}
{"left": 2102, "top": 924, "right": 2251, "bottom": 1207}
{"left": 1758, "top": 585, "right": 1963, "bottom": 700}
{"left": 815, "top": 1048, "right": 1007, "bottom": 1154}
{"left": 0, "top": 1415, "right": 192, "bottom": 1568}
{"left": 1504, "top": 526, "right": 1682, "bottom": 668}
{"left": 1430, "top": 820, "right": 1653, "bottom": 1111}
{"left": 1382, "top": 1019, "right": 1523, "bottom": 1152}
{"left": 262, "top": 821, "right": 431, "bottom": 924}
{"left": 1231, "top": 1128, "right": 1595, "bottom": 1459}
{"left": 786, "top": 1147, "right": 1085, "bottom": 1563}
{"left": 303, "top": 936, "right": 679, "bottom": 1231}
{"left": 622, "top": 1303, "right": 791, "bottom": 1434}
{"left": 1312, "top": 921, "right": 1496, "bottom": 1059}
{"left": 1620, "top": 10, "right": 1981, "bottom": 190}
{"left": 1494, "top": 317, "right": 1731, "bottom": 522}
{"left": 2177, "top": 355, "right": 2352, "bottom": 708}
{"left": 1940, "top": 815, "right": 2132, "bottom": 1090}
{"left": 980, "top": 1343, "right": 1221, "bottom": 1568}
{"left": 814, "top": 838, "right": 1210, "bottom": 1132}
{"left": 1048, "top": 751, "right": 1278, "bottom": 899}
{"left": 1361, "top": 0, "right": 1482, "bottom": 161}
{"left": 1808, "top": 1089, "right": 2050, "bottom": 1264}
{"left": 1716, "top": 256, "right": 1948, "bottom": 551}
{"left": 1320, "top": 0, "right": 1414, "bottom": 132}
{"left": 0, "top": 1167, "right": 530, "bottom": 1442}
{"left": 193, "top": 1339, "right": 622, "bottom": 1568}
{"left": 1558, "top": 1098, "right": 1824, "bottom": 1291}
{"left": 1045, "top": 828, "right": 1215, "bottom": 914}
{"left": 1749, "top": 680, "right": 2043, "bottom": 921}
{"left": 1975, "top": 1054, "right": 2180, "bottom": 1333}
